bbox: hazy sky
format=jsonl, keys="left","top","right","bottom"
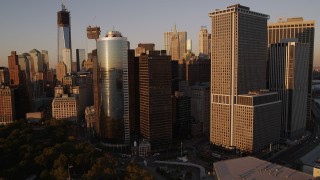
{"left": 0, "top": 0, "right": 319, "bottom": 68}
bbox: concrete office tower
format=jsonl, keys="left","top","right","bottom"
{"left": 76, "top": 49, "right": 86, "bottom": 72}
{"left": 268, "top": 18, "right": 315, "bottom": 125}
{"left": 62, "top": 48, "right": 72, "bottom": 74}
{"left": 97, "top": 30, "right": 130, "bottom": 145}
{"left": 209, "top": 4, "right": 280, "bottom": 153}
{"left": 234, "top": 91, "right": 281, "bottom": 152}
{"left": 7, "top": 51, "right": 20, "bottom": 86}
{"left": 269, "top": 40, "right": 309, "bottom": 138}
{"left": 57, "top": 3, "right": 72, "bottom": 64}
{"left": 0, "top": 86, "right": 15, "bottom": 125}
{"left": 139, "top": 50, "right": 172, "bottom": 151}
{"left": 56, "top": 61, "right": 67, "bottom": 83}
{"left": 164, "top": 25, "right": 187, "bottom": 60}
{"left": 52, "top": 94, "right": 78, "bottom": 122}
{"left": 198, "top": 26, "right": 210, "bottom": 59}
{"left": 0, "top": 67, "right": 10, "bottom": 86}
{"left": 135, "top": 43, "right": 155, "bottom": 56}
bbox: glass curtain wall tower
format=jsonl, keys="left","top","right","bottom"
{"left": 97, "top": 30, "right": 130, "bottom": 145}
{"left": 57, "top": 3, "right": 72, "bottom": 74}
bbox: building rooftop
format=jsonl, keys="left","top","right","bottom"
{"left": 209, "top": 4, "right": 269, "bottom": 19}
{"left": 213, "top": 156, "right": 315, "bottom": 180}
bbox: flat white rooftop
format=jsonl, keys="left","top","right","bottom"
{"left": 213, "top": 156, "right": 314, "bottom": 180}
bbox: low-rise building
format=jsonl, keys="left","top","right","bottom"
{"left": 52, "top": 94, "right": 78, "bottom": 122}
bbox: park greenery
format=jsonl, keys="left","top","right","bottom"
{"left": 0, "top": 120, "right": 153, "bottom": 179}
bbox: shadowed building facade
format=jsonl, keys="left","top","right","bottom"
{"left": 139, "top": 51, "right": 172, "bottom": 151}
{"left": 269, "top": 40, "right": 309, "bottom": 138}
{"left": 268, "top": 17, "right": 315, "bottom": 129}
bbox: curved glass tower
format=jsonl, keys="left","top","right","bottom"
{"left": 97, "top": 30, "right": 129, "bottom": 145}
{"left": 57, "top": 4, "right": 72, "bottom": 74}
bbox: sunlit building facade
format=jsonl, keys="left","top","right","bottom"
{"left": 0, "top": 86, "right": 15, "bottom": 125}
{"left": 97, "top": 30, "right": 130, "bottom": 145}
{"left": 209, "top": 4, "right": 281, "bottom": 153}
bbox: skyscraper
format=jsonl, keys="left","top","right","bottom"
{"left": 209, "top": 4, "right": 281, "bottom": 153}
{"left": 164, "top": 25, "right": 187, "bottom": 60}
{"left": 139, "top": 50, "right": 172, "bottom": 151}
{"left": 62, "top": 48, "right": 71, "bottom": 74}
{"left": 0, "top": 67, "right": 10, "bottom": 86}
{"left": 172, "top": 92, "right": 192, "bottom": 138}
{"left": 97, "top": 30, "right": 130, "bottom": 145}
{"left": 269, "top": 40, "right": 309, "bottom": 138}
{"left": 198, "top": 26, "right": 210, "bottom": 59}
{"left": 41, "top": 50, "right": 49, "bottom": 71}
{"left": 0, "top": 86, "right": 15, "bottom": 125}
{"left": 29, "top": 49, "right": 44, "bottom": 73}
{"left": 268, "top": 17, "right": 315, "bottom": 125}
{"left": 76, "top": 49, "right": 86, "bottom": 72}
{"left": 56, "top": 61, "right": 67, "bottom": 83}
{"left": 57, "top": 3, "right": 72, "bottom": 67}
{"left": 8, "top": 51, "right": 20, "bottom": 86}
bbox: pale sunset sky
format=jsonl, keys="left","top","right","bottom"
{"left": 0, "top": 0, "right": 319, "bottom": 68}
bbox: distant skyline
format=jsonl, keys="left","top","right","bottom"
{"left": 0, "top": 0, "right": 319, "bottom": 68}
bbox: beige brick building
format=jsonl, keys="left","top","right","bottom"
{"left": 52, "top": 94, "right": 78, "bottom": 122}
{"left": 0, "top": 86, "right": 15, "bottom": 125}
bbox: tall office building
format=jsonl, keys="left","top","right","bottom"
{"left": 97, "top": 30, "right": 130, "bottom": 145}
{"left": 172, "top": 92, "right": 192, "bottom": 138}
{"left": 0, "top": 67, "right": 10, "bottom": 86}
{"left": 128, "top": 49, "right": 140, "bottom": 136}
{"left": 198, "top": 26, "right": 210, "bottom": 59}
{"left": 139, "top": 51, "right": 172, "bottom": 151}
{"left": 164, "top": 25, "right": 187, "bottom": 60}
{"left": 76, "top": 49, "right": 85, "bottom": 72}
{"left": 0, "top": 86, "right": 15, "bottom": 125}
{"left": 209, "top": 4, "right": 280, "bottom": 153}
{"left": 269, "top": 40, "right": 309, "bottom": 138}
{"left": 8, "top": 51, "right": 20, "bottom": 86}
{"left": 57, "top": 3, "right": 72, "bottom": 65}
{"left": 268, "top": 17, "right": 315, "bottom": 125}
{"left": 188, "top": 82, "right": 210, "bottom": 136}
{"left": 41, "top": 50, "right": 49, "bottom": 71}
{"left": 186, "top": 59, "right": 211, "bottom": 86}
{"left": 62, "top": 48, "right": 72, "bottom": 74}
{"left": 56, "top": 61, "right": 67, "bottom": 83}
{"left": 29, "top": 49, "right": 44, "bottom": 73}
